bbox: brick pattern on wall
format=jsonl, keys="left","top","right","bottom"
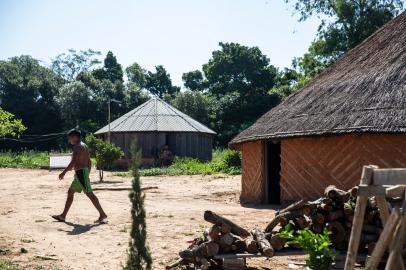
{"left": 280, "top": 134, "right": 406, "bottom": 201}
{"left": 241, "top": 140, "right": 264, "bottom": 203}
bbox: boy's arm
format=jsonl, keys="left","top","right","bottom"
{"left": 59, "top": 146, "right": 79, "bottom": 180}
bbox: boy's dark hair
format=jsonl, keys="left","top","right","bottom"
{"left": 68, "top": 129, "right": 81, "bottom": 138}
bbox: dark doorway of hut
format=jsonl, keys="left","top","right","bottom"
{"left": 266, "top": 141, "right": 281, "bottom": 204}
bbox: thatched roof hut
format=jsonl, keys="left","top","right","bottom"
{"left": 230, "top": 11, "right": 406, "bottom": 204}
{"left": 96, "top": 97, "right": 215, "bottom": 165}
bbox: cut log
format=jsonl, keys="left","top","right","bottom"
{"left": 319, "top": 203, "right": 333, "bottom": 212}
{"left": 294, "top": 216, "right": 309, "bottom": 229}
{"left": 278, "top": 200, "right": 307, "bottom": 214}
{"left": 324, "top": 185, "right": 350, "bottom": 204}
{"left": 269, "top": 234, "right": 286, "bottom": 251}
{"left": 232, "top": 239, "right": 248, "bottom": 253}
{"left": 265, "top": 211, "right": 301, "bottom": 232}
{"left": 326, "top": 221, "right": 346, "bottom": 246}
{"left": 246, "top": 240, "right": 259, "bottom": 254}
{"left": 252, "top": 229, "right": 275, "bottom": 257}
{"left": 218, "top": 233, "right": 234, "bottom": 252}
{"left": 209, "top": 225, "right": 221, "bottom": 240}
{"left": 328, "top": 210, "right": 344, "bottom": 221}
{"left": 166, "top": 258, "right": 185, "bottom": 269}
{"left": 221, "top": 223, "right": 232, "bottom": 234}
{"left": 314, "top": 213, "right": 326, "bottom": 224}
{"left": 179, "top": 241, "right": 220, "bottom": 259}
{"left": 204, "top": 211, "right": 250, "bottom": 238}
{"left": 349, "top": 186, "right": 358, "bottom": 198}
{"left": 312, "top": 224, "right": 323, "bottom": 234}
{"left": 200, "top": 258, "right": 210, "bottom": 270}
{"left": 343, "top": 203, "right": 355, "bottom": 216}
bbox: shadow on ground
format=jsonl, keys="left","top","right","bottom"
{"left": 53, "top": 221, "right": 105, "bottom": 235}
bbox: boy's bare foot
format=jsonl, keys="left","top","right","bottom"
{"left": 51, "top": 215, "right": 66, "bottom": 222}
{"left": 95, "top": 214, "right": 108, "bottom": 224}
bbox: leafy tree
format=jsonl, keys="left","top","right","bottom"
{"left": 51, "top": 49, "right": 101, "bottom": 81}
{"left": 124, "top": 139, "right": 152, "bottom": 270}
{"left": 145, "top": 65, "right": 180, "bottom": 97}
{"left": 93, "top": 51, "right": 124, "bottom": 83}
{"left": 0, "top": 107, "right": 26, "bottom": 137}
{"left": 182, "top": 70, "right": 205, "bottom": 91}
{"left": 77, "top": 71, "right": 128, "bottom": 129}
{"left": 126, "top": 62, "right": 147, "bottom": 89}
{"left": 170, "top": 91, "right": 210, "bottom": 126}
{"left": 209, "top": 91, "right": 280, "bottom": 145}
{"left": 84, "top": 134, "right": 123, "bottom": 181}
{"left": 183, "top": 42, "right": 280, "bottom": 145}
{"left": 55, "top": 81, "right": 94, "bottom": 129}
{"left": 289, "top": 0, "right": 404, "bottom": 78}
{"left": 0, "top": 55, "right": 63, "bottom": 150}
{"left": 122, "top": 82, "right": 150, "bottom": 112}
{"left": 203, "top": 42, "right": 278, "bottom": 97}
{"left": 271, "top": 67, "right": 302, "bottom": 99}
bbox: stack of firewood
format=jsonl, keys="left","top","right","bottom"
{"left": 167, "top": 185, "right": 387, "bottom": 269}
{"left": 167, "top": 210, "right": 276, "bottom": 269}
{"left": 265, "top": 185, "right": 383, "bottom": 253}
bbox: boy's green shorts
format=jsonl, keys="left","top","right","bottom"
{"left": 70, "top": 168, "right": 93, "bottom": 193}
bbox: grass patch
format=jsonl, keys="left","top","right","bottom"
{"left": 0, "top": 151, "right": 49, "bottom": 169}
{"left": 115, "top": 149, "right": 241, "bottom": 177}
{"left": 0, "top": 149, "right": 241, "bottom": 176}
{"left": 0, "top": 259, "right": 20, "bottom": 270}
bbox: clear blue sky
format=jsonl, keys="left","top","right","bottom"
{"left": 0, "top": 0, "right": 320, "bottom": 86}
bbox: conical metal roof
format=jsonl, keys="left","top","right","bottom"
{"left": 95, "top": 97, "right": 216, "bottom": 135}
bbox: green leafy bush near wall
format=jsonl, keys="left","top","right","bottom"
{"left": 114, "top": 149, "right": 242, "bottom": 177}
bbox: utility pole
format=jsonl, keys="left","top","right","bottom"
{"left": 108, "top": 99, "right": 111, "bottom": 142}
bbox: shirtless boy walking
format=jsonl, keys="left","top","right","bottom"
{"left": 52, "top": 129, "right": 107, "bottom": 223}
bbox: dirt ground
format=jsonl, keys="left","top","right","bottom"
{"left": 0, "top": 168, "right": 306, "bottom": 270}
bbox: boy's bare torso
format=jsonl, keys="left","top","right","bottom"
{"left": 72, "top": 142, "right": 91, "bottom": 171}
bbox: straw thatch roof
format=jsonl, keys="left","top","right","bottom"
{"left": 230, "top": 11, "right": 406, "bottom": 146}
{"left": 95, "top": 97, "right": 216, "bottom": 135}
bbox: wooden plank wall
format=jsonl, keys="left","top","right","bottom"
{"left": 111, "top": 132, "right": 213, "bottom": 161}
{"left": 280, "top": 133, "right": 406, "bottom": 201}
{"left": 241, "top": 140, "right": 265, "bottom": 204}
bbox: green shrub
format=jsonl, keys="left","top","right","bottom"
{"left": 222, "top": 149, "right": 241, "bottom": 168}
{"left": 281, "top": 224, "right": 336, "bottom": 270}
{"left": 0, "top": 151, "right": 49, "bottom": 169}
{"left": 84, "top": 133, "right": 99, "bottom": 158}
{"left": 84, "top": 134, "right": 124, "bottom": 181}
{"left": 113, "top": 149, "right": 241, "bottom": 177}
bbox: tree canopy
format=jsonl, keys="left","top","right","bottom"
{"left": 1, "top": 2, "right": 404, "bottom": 150}
{"left": 290, "top": 0, "right": 404, "bottom": 80}
{"left": 51, "top": 49, "right": 101, "bottom": 81}
{"left": 0, "top": 108, "right": 26, "bottom": 137}
{"left": 145, "top": 65, "right": 180, "bottom": 98}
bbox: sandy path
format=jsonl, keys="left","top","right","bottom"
{"left": 0, "top": 168, "right": 304, "bottom": 270}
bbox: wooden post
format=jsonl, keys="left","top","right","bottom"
{"left": 344, "top": 165, "right": 375, "bottom": 270}
{"left": 385, "top": 216, "right": 406, "bottom": 270}
{"left": 365, "top": 209, "right": 401, "bottom": 270}
{"left": 375, "top": 196, "right": 389, "bottom": 226}
{"left": 385, "top": 190, "right": 406, "bottom": 270}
